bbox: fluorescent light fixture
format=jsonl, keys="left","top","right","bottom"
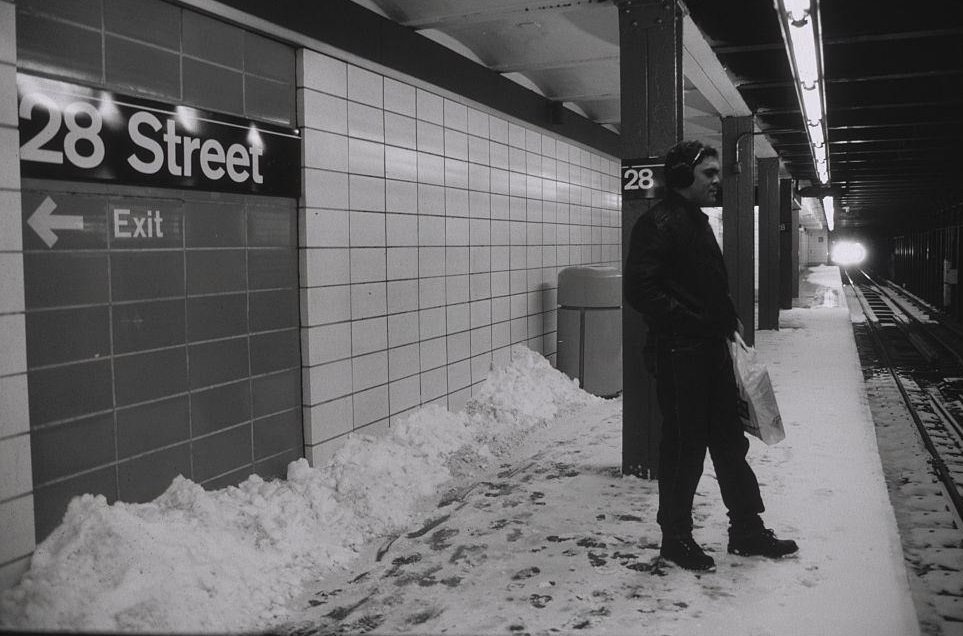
{"left": 788, "top": 19, "right": 819, "bottom": 88}
{"left": 800, "top": 86, "right": 823, "bottom": 125}
{"left": 783, "top": 0, "right": 811, "bottom": 21}
{"left": 808, "top": 123, "right": 825, "bottom": 147}
{"left": 775, "top": 0, "right": 831, "bottom": 185}
{"left": 823, "top": 196, "right": 834, "bottom": 231}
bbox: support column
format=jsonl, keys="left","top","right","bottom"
{"left": 778, "top": 178, "right": 793, "bottom": 310}
{"left": 722, "top": 116, "right": 756, "bottom": 345}
{"left": 758, "top": 157, "right": 780, "bottom": 330}
{"left": 619, "top": 0, "right": 683, "bottom": 478}
{"left": 956, "top": 225, "right": 962, "bottom": 324}
{"left": 791, "top": 205, "right": 800, "bottom": 298}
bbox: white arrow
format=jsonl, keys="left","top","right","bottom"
{"left": 28, "top": 196, "right": 84, "bottom": 248}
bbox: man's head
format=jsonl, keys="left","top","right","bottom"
{"left": 664, "top": 140, "right": 720, "bottom": 206}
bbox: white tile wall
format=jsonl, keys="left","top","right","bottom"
{"left": 298, "top": 49, "right": 620, "bottom": 466}
{"left": 0, "top": 0, "right": 34, "bottom": 590}
{"left": 0, "top": 495, "right": 34, "bottom": 589}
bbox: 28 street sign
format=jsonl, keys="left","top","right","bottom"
{"left": 621, "top": 158, "right": 665, "bottom": 200}
{"left": 17, "top": 73, "right": 301, "bottom": 197}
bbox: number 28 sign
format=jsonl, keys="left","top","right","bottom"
{"left": 621, "top": 158, "right": 665, "bottom": 200}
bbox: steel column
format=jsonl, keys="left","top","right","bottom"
{"left": 791, "top": 206, "right": 800, "bottom": 298}
{"left": 758, "top": 157, "right": 780, "bottom": 329}
{"left": 951, "top": 224, "right": 963, "bottom": 326}
{"left": 619, "top": 0, "right": 683, "bottom": 478}
{"left": 722, "top": 116, "right": 756, "bottom": 345}
{"left": 778, "top": 179, "right": 793, "bottom": 309}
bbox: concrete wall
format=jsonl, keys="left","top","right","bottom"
{"left": 297, "top": 49, "right": 621, "bottom": 466}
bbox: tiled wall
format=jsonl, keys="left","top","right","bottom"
{"left": 0, "top": 0, "right": 35, "bottom": 590}
{"left": 4, "top": 0, "right": 304, "bottom": 575}
{"left": 20, "top": 183, "right": 303, "bottom": 542}
{"left": 15, "top": 0, "right": 295, "bottom": 126}
{"left": 297, "top": 50, "right": 621, "bottom": 466}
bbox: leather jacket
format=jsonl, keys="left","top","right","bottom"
{"left": 624, "top": 191, "right": 739, "bottom": 341}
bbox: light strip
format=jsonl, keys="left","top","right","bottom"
{"left": 823, "top": 196, "right": 835, "bottom": 231}
{"left": 775, "top": 0, "right": 831, "bottom": 186}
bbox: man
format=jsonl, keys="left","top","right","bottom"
{"left": 624, "top": 140, "right": 798, "bottom": 571}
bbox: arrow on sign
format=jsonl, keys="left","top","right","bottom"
{"left": 28, "top": 196, "right": 84, "bottom": 248}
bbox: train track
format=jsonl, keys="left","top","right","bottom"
{"left": 843, "top": 267, "right": 963, "bottom": 529}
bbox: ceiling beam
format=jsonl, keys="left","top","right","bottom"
{"left": 490, "top": 54, "right": 619, "bottom": 74}
{"left": 737, "top": 69, "right": 962, "bottom": 90}
{"left": 547, "top": 90, "right": 618, "bottom": 101}
{"left": 713, "top": 28, "right": 963, "bottom": 54}
{"left": 399, "top": 0, "right": 610, "bottom": 30}
{"left": 679, "top": 14, "right": 777, "bottom": 159}
{"left": 756, "top": 99, "right": 963, "bottom": 116}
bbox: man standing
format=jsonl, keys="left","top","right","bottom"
{"left": 624, "top": 140, "right": 798, "bottom": 571}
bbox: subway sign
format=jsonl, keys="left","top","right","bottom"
{"left": 17, "top": 73, "right": 300, "bottom": 197}
{"left": 621, "top": 157, "right": 666, "bottom": 200}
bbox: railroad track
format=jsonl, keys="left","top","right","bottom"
{"left": 843, "top": 267, "right": 963, "bottom": 529}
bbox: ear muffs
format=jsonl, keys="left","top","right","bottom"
{"left": 666, "top": 145, "right": 707, "bottom": 189}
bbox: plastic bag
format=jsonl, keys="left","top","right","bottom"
{"left": 730, "top": 333, "right": 785, "bottom": 445}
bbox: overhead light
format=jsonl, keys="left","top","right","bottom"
{"left": 774, "top": 0, "right": 831, "bottom": 185}
{"left": 782, "top": 0, "right": 811, "bottom": 21}
{"left": 787, "top": 18, "right": 818, "bottom": 88}
{"left": 823, "top": 196, "right": 835, "bottom": 231}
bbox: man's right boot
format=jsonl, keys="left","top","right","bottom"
{"left": 660, "top": 534, "right": 716, "bottom": 571}
{"left": 728, "top": 528, "right": 799, "bottom": 558}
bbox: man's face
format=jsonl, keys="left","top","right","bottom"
{"left": 677, "top": 155, "right": 721, "bottom": 207}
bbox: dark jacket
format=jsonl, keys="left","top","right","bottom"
{"left": 624, "top": 191, "right": 738, "bottom": 341}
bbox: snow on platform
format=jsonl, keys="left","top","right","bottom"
{"left": 0, "top": 266, "right": 920, "bottom": 635}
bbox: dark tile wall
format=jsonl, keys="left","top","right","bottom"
{"left": 23, "top": 182, "right": 302, "bottom": 542}
{"left": 16, "top": 0, "right": 296, "bottom": 126}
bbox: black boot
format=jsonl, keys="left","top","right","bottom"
{"left": 728, "top": 528, "right": 798, "bottom": 558}
{"left": 660, "top": 535, "right": 716, "bottom": 571}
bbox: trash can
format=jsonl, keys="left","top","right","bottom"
{"left": 556, "top": 266, "right": 622, "bottom": 397}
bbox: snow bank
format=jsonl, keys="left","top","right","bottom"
{"left": 0, "top": 346, "right": 597, "bottom": 633}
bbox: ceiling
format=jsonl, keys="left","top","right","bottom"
{"left": 348, "top": 0, "right": 962, "bottom": 236}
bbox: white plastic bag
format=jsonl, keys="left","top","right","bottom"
{"left": 730, "top": 333, "right": 785, "bottom": 445}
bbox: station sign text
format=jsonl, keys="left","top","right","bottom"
{"left": 621, "top": 157, "right": 666, "bottom": 200}
{"left": 17, "top": 73, "right": 300, "bottom": 197}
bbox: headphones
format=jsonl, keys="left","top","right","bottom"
{"left": 665, "top": 144, "right": 708, "bottom": 189}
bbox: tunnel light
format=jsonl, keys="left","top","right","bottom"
{"left": 822, "top": 196, "right": 834, "bottom": 231}
{"left": 831, "top": 240, "right": 866, "bottom": 266}
{"left": 775, "top": 0, "right": 831, "bottom": 185}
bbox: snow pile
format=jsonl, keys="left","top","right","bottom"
{"left": 0, "top": 345, "right": 598, "bottom": 633}
{"left": 467, "top": 345, "right": 603, "bottom": 454}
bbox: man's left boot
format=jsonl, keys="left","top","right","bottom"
{"left": 728, "top": 527, "right": 798, "bottom": 558}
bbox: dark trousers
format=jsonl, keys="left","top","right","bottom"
{"left": 654, "top": 336, "right": 765, "bottom": 537}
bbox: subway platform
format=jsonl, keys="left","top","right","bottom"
{"left": 276, "top": 266, "right": 920, "bottom": 636}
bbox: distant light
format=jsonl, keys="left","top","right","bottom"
{"left": 831, "top": 240, "right": 866, "bottom": 266}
